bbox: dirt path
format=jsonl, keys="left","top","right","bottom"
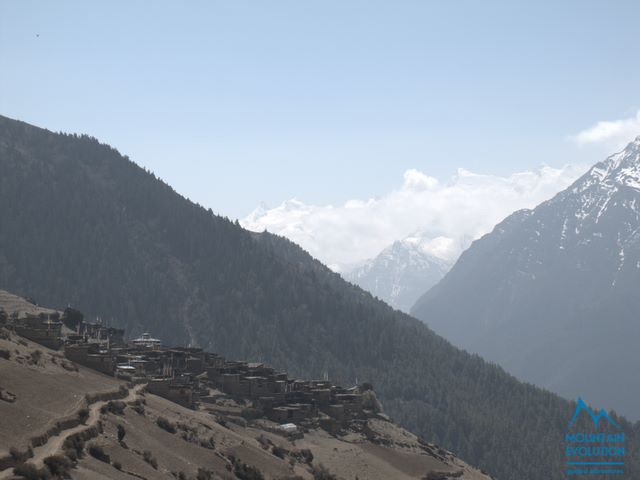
{"left": 0, "top": 384, "right": 144, "bottom": 478}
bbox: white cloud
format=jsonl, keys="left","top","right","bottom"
{"left": 242, "top": 165, "right": 587, "bottom": 270}
{"left": 403, "top": 169, "right": 439, "bottom": 190}
{"left": 572, "top": 110, "right": 640, "bottom": 151}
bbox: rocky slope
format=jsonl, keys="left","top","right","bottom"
{"left": 412, "top": 137, "right": 640, "bottom": 420}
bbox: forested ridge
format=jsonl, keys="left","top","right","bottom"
{"left": 0, "top": 115, "right": 638, "bottom": 479}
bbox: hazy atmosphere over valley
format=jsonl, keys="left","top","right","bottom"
{"left": 1, "top": 2, "right": 640, "bottom": 480}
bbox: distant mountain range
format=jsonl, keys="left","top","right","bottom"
{"left": 2, "top": 114, "right": 639, "bottom": 479}
{"left": 412, "top": 136, "right": 640, "bottom": 421}
{"left": 343, "top": 236, "right": 454, "bottom": 312}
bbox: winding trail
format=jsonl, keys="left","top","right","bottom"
{"left": 0, "top": 384, "right": 145, "bottom": 478}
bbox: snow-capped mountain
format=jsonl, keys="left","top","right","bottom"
{"left": 240, "top": 165, "right": 585, "bottom": 273}
{"left": 343, "top": 236, "right": 454, "bottom": 312}
{"left": 412, "top": 136, "right": 640, "bottom": 420}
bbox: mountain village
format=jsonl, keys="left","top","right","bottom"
{"left": 1, "top": 307, "right": 384, "bottom": 439}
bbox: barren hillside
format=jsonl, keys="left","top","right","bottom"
{"left": 0, "top": 289, "right": 58, "bottom": 318}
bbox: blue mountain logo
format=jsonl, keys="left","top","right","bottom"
{"left": 567, "top": 398, "right": 621, "bottom": 431}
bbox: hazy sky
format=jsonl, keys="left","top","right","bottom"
{"left": 2, "top": 1, "right": 640, "bottom": 223}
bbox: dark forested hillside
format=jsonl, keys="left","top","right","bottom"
{"left": 0, "top": 115, "right": 638, "bottom": 480}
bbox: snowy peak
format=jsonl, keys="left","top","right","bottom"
{"left": 244, "top": 198, "right": 312, "bottom": 227}
{"left": 344, "top": 236, "right": 453, "bottom": 312}
{"left": 242, "top": 198, "right": 318, "bottom": 243}
{"left": 367, "top": 239, "right": 451, "bottom": 273}
{"left": 600, "top": 136, "right": 640, "bottom": 190}
{"left": 576, "top": 136, "right": 640, "bottom": 193}
{"left": 527, "top": 136, "right": 640, "bottom": 245}
{"left": 243, "top": 201, "right": 270, "bottom": 226}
